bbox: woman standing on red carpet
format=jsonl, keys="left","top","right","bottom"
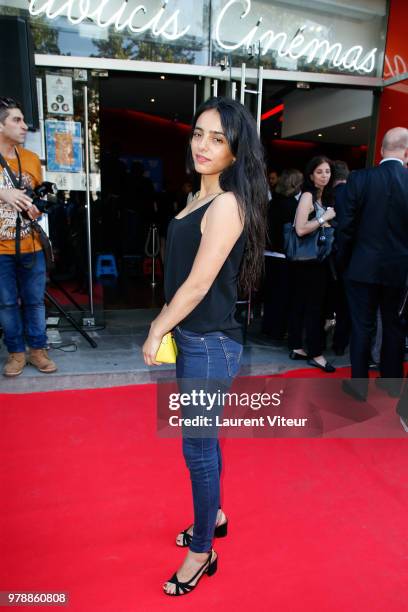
{"left": 287, "top": 156, "right": 337, "bottom": 373}
{"left": 143, "top": 97, "right": 268, "bottom": 596}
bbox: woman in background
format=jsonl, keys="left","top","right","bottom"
{"left": 287, "top": 156, "right": 337, "bottom": 373}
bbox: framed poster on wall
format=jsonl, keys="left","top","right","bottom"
{"left": 45, "top": 120, "right": 83, "bottom": 173}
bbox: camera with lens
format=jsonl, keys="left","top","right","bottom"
{"left": 22, "top": 181, "right": 58, "bottom": 219}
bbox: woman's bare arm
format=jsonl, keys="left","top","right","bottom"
{"left": 153, "top": 192, "right": 243, "bottom": 336}
{"left": 143, "top": 193, "right": 243, "bottom": 364}
{"left": 294, "top": 192, "right": 319, "bottom": 237}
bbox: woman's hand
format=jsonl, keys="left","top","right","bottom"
{"left": 323, "top": 206, "right": 336, "bottom": 222}
{"left": 142, "top": 326, "right": 163, "bottom": 366}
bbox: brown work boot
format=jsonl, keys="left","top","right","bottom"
{"left": 28, "top": 348, "right": 57, "bottom": 374}
{"left": 3, "top": 352, "right": 27, "bottom": 377}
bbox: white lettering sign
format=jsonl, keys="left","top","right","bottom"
{"left": 29, "top": 0, "right": 378, "bottom": 74}
{"left": 28, "top": 0, "right": 190, "bottom": 40}
{"left": 384, "top": 54, "right": 407, "bottom": 79}
{"left": 215, "top": 0, "right": 378, "bottom": 74}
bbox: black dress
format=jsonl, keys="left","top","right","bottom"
{"left": 287, "top": 197, "right": 330, "bottom": 357}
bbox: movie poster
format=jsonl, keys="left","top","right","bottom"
{"left": 45, "top": 121, "right": 83, "bottom": 173}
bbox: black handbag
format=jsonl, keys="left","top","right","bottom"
{"left": 283, "top": 202, "right": 334, "bottom": 262}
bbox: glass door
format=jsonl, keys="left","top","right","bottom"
{"left": 96, "top": 71, "right": 201, "bottom": 311}
{"left": 32, "top": 67, "right": 103, "bottom": 334}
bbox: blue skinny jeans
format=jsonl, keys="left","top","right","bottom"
{"left": 0, "top": 251, "right": 47, "bottom": 353}
{"left": 174, "top": 325, "right": 242, "bottom": 553}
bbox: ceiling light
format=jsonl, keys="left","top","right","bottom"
{"left": 317, "top": 133, "right": 323, "bottom": 137}
{"left": 160, "top": 75, "right": 166, "bottom": 80}
{"left": 350, "top": 125, "right": 356, "bottom": 130}
{"left": 150, "top": 98, "right": 155, "bottom": 102}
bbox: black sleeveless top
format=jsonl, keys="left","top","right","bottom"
{"left": 164, "top": 198, "right": 246, "bottom": 343}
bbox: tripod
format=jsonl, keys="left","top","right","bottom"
{"left": 48, "top": 276, "right": 85, "bottom": 312}
{"left": 45, "top": 289, "right": 97, "bottom": 348}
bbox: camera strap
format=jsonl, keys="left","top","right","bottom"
{"left": 0, "top": 150, "right": 54, "bottom": 272}
{"left": 5, "top": 150, "right": 55, "bottom": 271}
{"left": 0, "top": 149, "right": 22, "bottom": 187}
{"left": 0, "top": 149, "right": 24, "bottom": 260}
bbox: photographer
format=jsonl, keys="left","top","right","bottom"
{"left": 0, "top": 97, "right": 57, "bottom": 377}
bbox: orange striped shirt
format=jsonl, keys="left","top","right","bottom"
{"left": 0, "top": 147, "right": 43, "bottom": 254}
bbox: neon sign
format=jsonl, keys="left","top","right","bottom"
{"left": 215, "top": 0, "right": 378, "bottom": 74}
{"left": 28, "top": 0, "right": 190, "bottom": 40}
{"left": 384, "top": 54, "right": 407, "bottom": 79}
{"left": 29, "top": 0, "right": 378, "bottom": 74}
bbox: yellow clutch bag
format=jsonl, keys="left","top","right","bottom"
{"left": 156, "top": 332, "right": 178, "bottom": 364}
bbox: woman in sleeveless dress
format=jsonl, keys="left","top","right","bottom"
{"left": 287, "top": 155, "right": 337, "bottom": 373}
{"left": 143, "top": 97, "right": 268, "bottom": 595}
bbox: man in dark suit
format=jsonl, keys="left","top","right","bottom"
{"left": 332, "top": 160, "right": 351, "bottom": 355}
{"left": 336, "top": 127, "right": 408, "bottom": 430}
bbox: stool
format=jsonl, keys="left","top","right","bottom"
{"left": 95, "top": 254, "right": 118, "bottom": 278}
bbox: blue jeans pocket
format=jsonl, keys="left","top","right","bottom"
{"left": 220, "top": 337, "right": 243, "bottom": 378}
{"left": 175, "top": 326, "right": 204, "bottom": 341}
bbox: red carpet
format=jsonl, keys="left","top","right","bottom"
{"left": 1, "top": 374, "right": 408, "bottom": 611}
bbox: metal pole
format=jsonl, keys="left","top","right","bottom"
{"left": 208, "top": 0, "right": 213, "bottom": 67}
{"left": 228, "top": 53, "right": 233, "bottom": 97}
{"left": 212, "top": 79, "right": 218, "bottom": 96}
{"left": 256, "top": 65, "right": 264, "bottom": 135}
{"left": 83, "top": 85, "right": 94, "bottom": 316}
{"left": 193, "top": 82, "right": 197, "bottom": 114}
{"left": 240, "top": 63, "right": 246, "bottom": 104}
{"left": 231, "top": 81, "right": 237, "bottom": 100}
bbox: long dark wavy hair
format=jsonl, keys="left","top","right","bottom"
{"left": 303, "top": 156, "right": 335, "bottom": 206}
{"left": 186, "top": 97, "right": 269, "bottom": 294}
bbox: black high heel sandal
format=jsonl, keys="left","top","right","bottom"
{"left": 289, "top": 350, "right": 308, "bottom": 361}
{"left": 176, "top": 519, "right": 228, "bottom": 548}
{"left": 307, "top": 358, "right": 336, "bottom": 373}
{"left": 163, "top": 550, "right": 218, "bottom": 596}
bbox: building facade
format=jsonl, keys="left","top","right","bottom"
{"left": 1, "top": 0, "right": 406, "bottom": 314}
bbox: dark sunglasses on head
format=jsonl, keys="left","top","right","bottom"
{"left": 0, "top": 97, "right": 19, "bottom": 108}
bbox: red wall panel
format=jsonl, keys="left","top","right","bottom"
{"left": 383, "top": 0, "right": 408, "bottom": 79}
{"left": 375, "top": 0, "right": 408, "bottom": 163}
